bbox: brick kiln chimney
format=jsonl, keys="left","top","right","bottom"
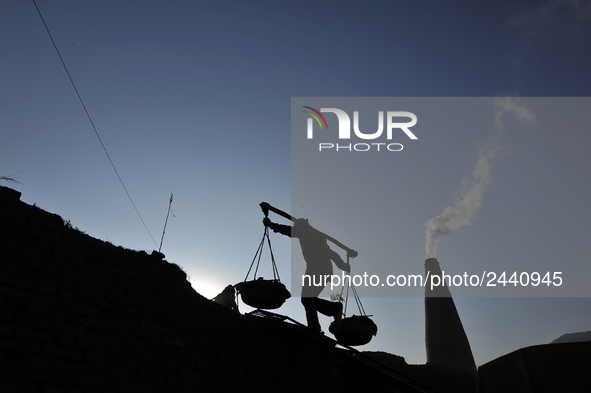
{"left": 424, "top": 258, "right": 477, "bottom": 379}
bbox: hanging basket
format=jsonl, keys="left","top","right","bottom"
{"left": 237, "top": 226, "right": 291, "bottom": 310}
{"left": 330, "top": 315, "right": 378, "bottom": 346}
{"left": 331, "top": 266, "right": 378, "bottom": 346}
{"left": 235, "top": 278, "right": 291, "bottom": 310}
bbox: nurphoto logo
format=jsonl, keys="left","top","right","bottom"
{"left": 303, "top": 106, "right": 418, "bottom": 152}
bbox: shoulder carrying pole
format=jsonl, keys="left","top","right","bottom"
{"left": 260, "top": 202, "right": 358, "bottom": 259}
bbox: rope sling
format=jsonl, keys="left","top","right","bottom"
{"left": 339, "top": 257, "right": 369, "bottom": 317}
{"left": 243, "top": 226, "right": 281, "bottom": 283}
{"left": 331, "top": 255, "right": 378, "bottom": 346}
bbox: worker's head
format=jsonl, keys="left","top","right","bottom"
{"left": 294, "top": 218, "right": 311, "bottom": 229}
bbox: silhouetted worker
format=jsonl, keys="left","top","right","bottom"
{"left": 263, "top": 217, "right": 350, "bottom": 335}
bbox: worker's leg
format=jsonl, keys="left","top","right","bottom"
{"left": 301, "top": 297, "right": 322, "bottom": 333}
{"left": 311, "top": 297, "right": 341, "bottom": 318}
{"left": 301, "top": 284, "right": 324, "bottom": 333}
{"left": 301, "top": 297, "right": 343, "bottom": 332}
{"left": 301, "top": 282, "right": 344, "bottom": 333}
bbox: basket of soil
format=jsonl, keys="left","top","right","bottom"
{"left": 235, "top": 278, "right": 290, "bottom": 310}
{"left": 330, "top": 315, "right": 378, "bottom": 346}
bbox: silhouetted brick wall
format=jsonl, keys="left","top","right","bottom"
{"left": 0, "top": 186, "right": 417, "bottom": 393}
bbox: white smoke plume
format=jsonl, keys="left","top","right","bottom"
{"left": 425, "top": 97, "right": 534, "bottom": 258}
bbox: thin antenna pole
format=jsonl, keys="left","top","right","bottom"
{"left": 159, "top": 193, "right": 174, "bottom": 253}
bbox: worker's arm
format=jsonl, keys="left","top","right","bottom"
{"left": 329, "top": 248, "right": 351, "bottom": 273}
{"left": 263, "top": 217, "right": 292, "bottom": 237}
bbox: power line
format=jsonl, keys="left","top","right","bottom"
{"left": 32, "top": 0, "right": 159, "bottom": 248}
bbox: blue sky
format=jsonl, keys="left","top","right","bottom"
{"left": 2, "top": 1, "right": 591, "bottom": 366}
